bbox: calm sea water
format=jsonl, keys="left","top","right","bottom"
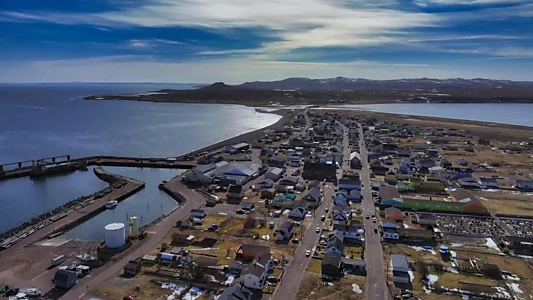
{"left": 0, "top": 83, "right": 281, "bottom": 235}
{"left": 63, "top": 167, "right": 184, "bottom": 241}
{"left": 322, "top": 103, "right": 533, "bottom": 127}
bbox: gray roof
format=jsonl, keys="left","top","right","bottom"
{"left": 279, "top": 220, "right": 294, "bottom": 232}
{"left": 341, "top": 257, "right": 366, "bottom": 267}
{"left": 379, "top": 185, "right": 401, "bottom": 201}
{"left": 267, "top": 167, "right": 284, "bottom": 176}
{"left": 391, "top": 254, "right": 409, "bottom": 270}
{"left": 54, "top": 269, "right": 76, "bottom": 282}
{"left": 218, "top": 285, "right": 253, "bottom": 300}
{"left": 322, "top": 253, "right": 342, "bottom": 268}
{"left": 449, "top": 189, "right": 480, "bottom": 204}
{"left": 302, "top": 187, "right": 321, "bottom": 201}
{"left": 233, "top": 142, "right": 250, "bottom": 149}
{"left": 242, "top": 263, "right": 265, "bottom": 277}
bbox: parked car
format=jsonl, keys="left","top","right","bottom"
{"left": 305, "top": 250, "right": 311, "bottom": 257}
{"left": 236, "top": 209, "right": 245, "bottom": 214}
{"left": 321, "top": 215, "right": 325, "bottom": 221}
{"left": 207, "top": 224, "right": 218, "bottom": 231}
{"left": 292, "top": 238, "right": 299, "bottom": 244}
{"left": 316, "top": 227, "right": 320, "bottom": 233}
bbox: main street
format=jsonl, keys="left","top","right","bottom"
{"left": 273, "top": 119, "right": 347, "bottom": 300}
{"left": 358, "top": 124, "right": 390, "bottom": 300}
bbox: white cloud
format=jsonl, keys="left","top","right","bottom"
{"left": 415, "top": 0, "right": 524, "bottom": 5}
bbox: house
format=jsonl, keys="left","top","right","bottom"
{"left": 346, "top": 189, "right": 361, "bottom": 202}
{"left": 236, "top": 244, "right": 271, "bottom": 264}
{"left": 391, "top": 254, "right": 411, "bottom": 284}
{"left": 242, "top": 262, "right": 268, "bottom": 290}
{"left": 218, "top": 285, "right": 253, "bottom": 300}
{"left": 265, "top": 167, "right": 284, "bottom": 181}
{"left": 190, "top": 209, "right": 206, "bottom": 219}
{"left": 411, "top": 213, "right": 436, "bottom": 226}
{"left": 427, "top": 149, "right": 439, "bottom": 157}
{"left": 371, "top": 166, "right": 390, "bottom": 176}
{"left": 342, "top": 258, "right": 367, "bottom": 276}
{"left": 382, "top": 220, "right": 398, "bottom": 229}
{"left": 385, "top": 207, "right": 404, "bottom": 221}
{"left": 258, "top": 179, "right": 274, "bottom": 189}
{"left": 229, "top": 261, "right": 243, "bottom": 275}
{"left": 321, "top": 253, "right": 343, "bottom": 278}
{"left": 278, "top": 177, "right": 299, "bottom": 187}
{"left": 260, "top": 189, "right": 276, "bottom": 199}
{"left": 338, "top": 179, "right": 361, "bottom": 191}
{"left": 302, "top": 187, "right": 322, "bottom": 204}
{"left": 396, "top": 148, "right": 411, "bottom": 157}
{"left": 379, "top": 185, "right": 403, "bottom": 206}
{"left": 516, "top": 180, "right": 533, "bottom": 190}
{"left": 308, "top": 180, "right": 321, "bottom": 189}
{"left": 459, "top": 177, "right": 479, "bottom": 188}
{"left": 268, "top": 156, "right": 286, "bottom": 168}
{"left": 417, "top": 159, "right": 436, "bottom": 169}
{"left": 333, "top": 207, "right": 351, "bottom": 222}
{"left": 54, "top": 269, "right": 78, "bottom": 289}
{"left": 226, "top": 142, "right": 250, "bottom": 153}
{"left": 408, "top": 177, "right": 445, "bottom": 192}
{"left": 331, "top": 225, "right": 364, "bottom": 244}
{"left": 477, "top": 177, "right": 498, "bottom": 188}
{"left": 382, "top": 227, "right": 399, "bottom": 240}
{"left": 478, "top": 138, "right": 490, "bottom": 145}
{"left": 350, "top": 152, "right": 362, "bottom": 169}
{"left": 334, "top": 192, "right": 349, "bottom": 206}
{"left": 275, "top": 221, "right": 295, "bottom": 242}
{"left": 302, "top": 161, "right": 337, "bottom": 182}
{"left": 172, "top": 233, "right": 194, "bottom": 244}
{"left": 326, "top": 231, "right": 345, "bottom": 255}
{"left": 227, "top": 184, "right": 244, "bottom": 199}
{"left": 397, "top": 228, "right": 434, "bottom": 241}
{"left": 123, "top": 260, "right": 142, "bottom": 277}
{"left": 288, "top": 207, "right": 307, "bottom": 220}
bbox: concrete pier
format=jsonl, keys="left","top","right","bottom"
{"left": 0, "top": 155, "right": 196, "bottom": 180}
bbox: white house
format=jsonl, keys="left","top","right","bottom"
{"left": 516, "top": 180, "right": 533, "bottom": 190}
{"left": 459, "top": 177, "right": 479, "bottom": 188}
{"left": 382, "top": 228, "right": 399, "bottom": 240}
{"left": 242, "top": 262, "right": 268, "bottom": 290}
{"left": 477, "top": 177, "right": 498, "bottom": 188}
{"left": 265, "top": 168, "right": 284, "bottom": 181}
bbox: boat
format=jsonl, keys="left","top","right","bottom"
{"left": 105, "top": 200, "right": 118, "bottom": 209}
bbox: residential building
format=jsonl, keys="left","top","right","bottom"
{"left": 302, "top": 186, "right": 322, "bottom": 204}
{"left": 341, "top": 258, "right": 367, "bottom": 276}
{"left": 459, "top": 177, "right": 479, "bottom": 188}
{"left": 322, "top": 253, "right": 343, "bottom": 278}
{"left": 385, "top": 207, "right": 403, "bottom": 221}
{"left": 275, "top": 221, "right": 295, "bottom": 242}
{"left": 516, "top": 180, "right": 533, "bottom": 190}
{"left": 218, "top": 285, "right": 253, "bottom": 300}
{"left": 225, "top": 142, "right": 250, "bottom": 153}
{"left": 382, "top": 228, "right": 399, "bottom": 240}
{"left": 379, "top": 185, "right": 403, "bottom": 206}
{"left": 236, "top": 244, "right": 271, "bottom": 264}
{"left": 411, "top": 213, "right": 436, "bottom": 226}
{"left": 227, "top": 185, "right": 244, "bottom": 200}
{"left": 190, "top": 209, "right": 206, "bottom": 219}
{"left": 288, "top": 207, "right": 307, "bottom": 220}
{"left": 338, "top": 179, "right": 361, "bottom": 191}
{"left": 391, "top": 254, "right": 410, "bottom": 284}
{"left": 265, "top": 167, "right": 284, "bottom": 181}
{"left": 326, "top": 231, "right": 345, "bottom": 255}
{"left": 242, "top": 262, "right": 268, "bottom": 290}
{"left": 477, "top": 177, "right": 498, "bottom": 188}
{"left": 350, "top": 152, "right": 362, "bottom": 169}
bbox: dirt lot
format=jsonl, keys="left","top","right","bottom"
{"left": 454, "top": 250, "right": 533, "bottom": 280}
{"left": 432, "top": 271, "right": 498, "bottom": 290}
{"left": 296, "top": 272, "right": 365, "bottom": 300}
{"left": 473, "top": 191, "right": 533, "bottom": 216}
{"left": 91, "top": 275, "right": 177, "bottom": 300}
{"left": 384, "top": 244, "right": 452, "bottom": 267}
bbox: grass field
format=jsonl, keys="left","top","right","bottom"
{"left": 296, "top": 272, "right": 365, "bottom": 300}
{"left": 433, "top": 271, "right": 498, "bottom": 290}
{"left": 454, "top": 250, "right": 533, "bottom": 279}
{"left": 308, "top": 258, "right": 322, "bottom": 273}
{"left": 219, "top": 218, "right": 247, "bottom": 234}
{"left": 195, "top": 215, "right": 228, "bottom": 230}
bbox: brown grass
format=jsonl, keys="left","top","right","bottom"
{"left": 219, "top": 218, "right": 247, "bottom": 234}
{"left": 90, "top": 275, "right": 174, "bottom": 300}
{"left": 308, "top": 258, "right": 322, "bottom": 273}
{"left": 433, "top": 271, "right": 498, "bottom": 290}
{"left": 454, "top": 250, "right": 533, "bottom": 279}
{"left": 384, "top": 244, "right": 451, "bottom": 267}
{"left": 195, "top": 215, "right": 228, "bottom": 230}
{"left": 296, "top": 272, "right": 365, "bottom": 300}
{"left": 189, "top": 240, "right": 241, "bottom": 266}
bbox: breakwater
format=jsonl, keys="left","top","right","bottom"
{"left": 0, "top": 167, "right": 145, "bottom": 250}
{"left": 0, "top": 155, "right": 196, "bottom": 181}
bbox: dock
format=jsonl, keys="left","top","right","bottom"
{"left": 0, "top": 155, "right": 196, "bottom": 180}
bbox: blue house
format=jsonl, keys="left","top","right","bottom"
{"left": 325, "top": 232, "right": 344, "bottom": 255}
{"left": 398, "top": 165, "right": 408, "bottom": 174}
{"left": 379, "top": 186, "right": 403, "bottom": 207}
{"left": 338, "top": 179, "right": 361, "bottom": 191}
{"left": 341, "top": 189, "right": 361, "bottom": 202}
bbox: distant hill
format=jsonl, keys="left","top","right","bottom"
{"left": 85, "top": 79, "right": 533, "bottom": 105}
{"left": 239, "top": 77, "right": 533, "bottom": 91}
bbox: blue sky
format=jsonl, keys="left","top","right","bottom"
{"left": 1, "top": 0, "right": 532, "bottom": 83}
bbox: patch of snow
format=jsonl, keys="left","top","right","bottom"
{"left": 450, "top": 250, "right": 457, "bottom": 258}
{"left": 160, "top": 282, "right": 186, "bottom": 300}
{"left": 462, "top": 296, "right": 469, "bottom": 299}
{"left": 408, "top": 270, "right": 415, "bottom": 281}
{"left": 262, "top": 235, "right": 270, "bottom": 240}
{"left": 427, "top": 274, "right": 439, "bottom": 285}
{"left": 450, "top": 243, "right": 464, "bottom": 247}
{"left": 218, "top": 212, "right": 228, "bottom": 216}
{"left": 403, "top": 224, "right": 410, "bottom": 228}
{"left": 509, "top": 283, "right": 523, "bottom": 294}
{"left": 352, "top": 284, "right": 363, "bottom": 294}
{"left": 517, "top": 254, "right": 533, "bottom": 259}
{"left": 224, "top": 274, "right": 235, "bottom": 286}
{"left": 182, "top": 286, "right": 204, "bottom": 300}
{"left": 503, "top": 273, "right": 520, "bottom": 281}
{"left": 484, "top": 237, "right": 502, "bottom": 253}
{"left": 495, "top": 287, "right": 511, "bottom": 298}
{"left": 423, "top": 286, "right": 432, "bottom": 294}
{"left": 409, "top": 246, "right": 436, "bottom": 255}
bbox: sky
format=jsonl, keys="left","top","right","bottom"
{"left": 0, "top": 0, "right": 532, "bottom": 83}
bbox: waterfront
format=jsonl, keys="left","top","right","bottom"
{"left": 0, "top": 83, "right": 281, "bottom": 164}
{"left": 320, "top": 103, "right": 533, "bottom": 127}
{"left": 63, "top": 167, "right": 184, "bottom": 241}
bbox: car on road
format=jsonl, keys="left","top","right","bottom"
{"left": 374, "top": 228, "right": 378, "bottom": 234}
{"left": 305, "top": 250, "right": 311, "bottom": 257}
{"left": 365, "top": 215, "right": 370, "bottom": 219}
{"left": 325, "top": 208, "right": 329, "bottom": 213}
{"left": 316, "top": 227, "right": 320, "bottom": 233}
{"left": 292, "top": 238, "right": 299, "bottom": 244}
{"left": 321, "top": 215, "right": 325, "bottom": 221}
{"left": 236, "top": 209, "right": 245, "bottom": 214}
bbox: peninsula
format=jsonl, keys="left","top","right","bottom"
{"left": 84, "top": 77, "right": 533, "bottom": 106}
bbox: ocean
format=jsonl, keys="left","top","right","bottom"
{"left": 0, "top": 83, "right": 281, "bottom": 235}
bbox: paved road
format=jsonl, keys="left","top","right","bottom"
{"left": 273, "top": 121, "right": 347, "bottom": 300}
{"left": 358, "top": 124, "right": 390, "bottom": 300}
{"left": 64, "top": 176, "right": 206, "bottom": 299}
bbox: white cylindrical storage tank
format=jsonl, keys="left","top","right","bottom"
{"left": 129, "top": 216, "right": 138, "bottom": 237}
{"left": 105, "top": 222, "right": 125, "bottom": 249}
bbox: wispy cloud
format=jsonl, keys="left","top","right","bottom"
{"left": 415, "top": 0, "right": 525, "bottom": 6}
